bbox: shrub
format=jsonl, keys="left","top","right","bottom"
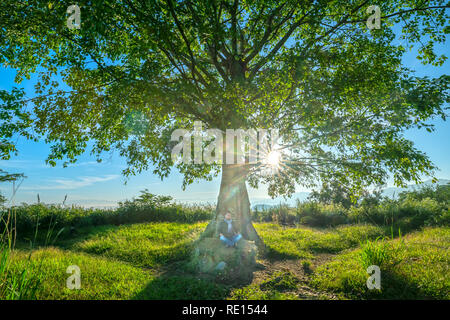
{"left": 350, "top": 197, "right": 448, "bottom": 232}
{"left": 251, "top": 207, "right": 273, "bottom": 222}
{"left": 296, "top": 202, "right": 348, "bottom": 228}
{"left": 0, "top": 201, "right": 213, "bottom": 240}
{"left": 270, "top": 204, "right": 297, "bottom": 225}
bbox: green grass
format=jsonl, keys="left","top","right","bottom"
{"left": 311, "top": 227, "right": 450, "bottom": 299}
{"left": 2, "top": 221, "right": 448, "bottom": 300}
{"left": 73, "top": 222, "right": 207, "bottom": 268}
{"left": 134, "top": 276, "right": 229, "bottom": 299}
{"left": 357, "top": 236, "right": 400, "bottom": 269}
{"left": 255, "top": 223, "right": 386, "bottom": 259}
{"left": 7, "top": 247, "right": 154, "bottom": 299}
{"left": 0, "top": 247, "right": 42, "bottom": 300}
{"left": 7, "top": 246, "right": 229, "bottom": 300}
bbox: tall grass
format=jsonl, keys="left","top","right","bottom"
{"left": 357, "top": 237, "right": 391, "bottom": 269}
{"left": 1, "top": 202, "right": 213, "bottom": 241}
{"left": 0, "top": 248, "right": 41, "bottom": 299}
{"left": 0, "top": 208, "right": 42, "bottom": 300}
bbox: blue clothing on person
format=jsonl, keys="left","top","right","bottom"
{"left": 220, "top": 233, "right": 242, "bottom": 247}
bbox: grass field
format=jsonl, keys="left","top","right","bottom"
{"left": 2, "top": 220, "right": 448, "bottom": 300}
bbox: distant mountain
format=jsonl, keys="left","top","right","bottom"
{"left": 251, "top": 191, "right": 310, "bottom": 209}
{"left": 381, "top": 178, "right": 450, "bottom": 198}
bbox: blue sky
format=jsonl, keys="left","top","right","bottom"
{"left": 0, "top": 31, "right": 449, "bottom": 207}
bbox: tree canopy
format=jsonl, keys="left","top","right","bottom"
{"left": 0, "top": 88, "right": 33, "bottom": 160}
{"left": 1, "top": 0, "right": 449, "bottom": 198}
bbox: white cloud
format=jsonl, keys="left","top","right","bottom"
{"left": 21, "top": 175, "right": 120, "bottom": 191}
{"left": 65, "top": 161, "right": 100, "bottom": 167}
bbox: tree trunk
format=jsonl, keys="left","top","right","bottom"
{"left": 202, "top": 163, "right": 264, "bottom": 251}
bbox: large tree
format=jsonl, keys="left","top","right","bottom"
{"left": 0, "top": 0, "right": 449, "bottom": 248}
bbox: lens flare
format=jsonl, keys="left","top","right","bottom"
{"left": 266, "top": 150, "right": 281, "bottom": 168}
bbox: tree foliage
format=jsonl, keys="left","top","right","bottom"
{"left": 119, "top": 189, "right": 174, "bottom": 207}
{"left": 0, "top": 88, "right": 33, "bottom": 160}
{"left": 308, "top": 179, "right": 355, "bottom": 208}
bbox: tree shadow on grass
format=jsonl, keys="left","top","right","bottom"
{"left": 132, "top": 259, "right": 261, "bottom": 300}
{"left": 374, "top": 270, "right": 445, "bottom": 300}
{"left": 14, "top": 224, "right": 119, "bottom": 250}
{"left": 263, "top": 246, "right": 314, "bottom": 261}
{"left": 133, "top": 274, "right": 230, "bottom": 300}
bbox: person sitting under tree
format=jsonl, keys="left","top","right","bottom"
{"left": 219, "top": 211, "right": 242, "bottom": 247}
